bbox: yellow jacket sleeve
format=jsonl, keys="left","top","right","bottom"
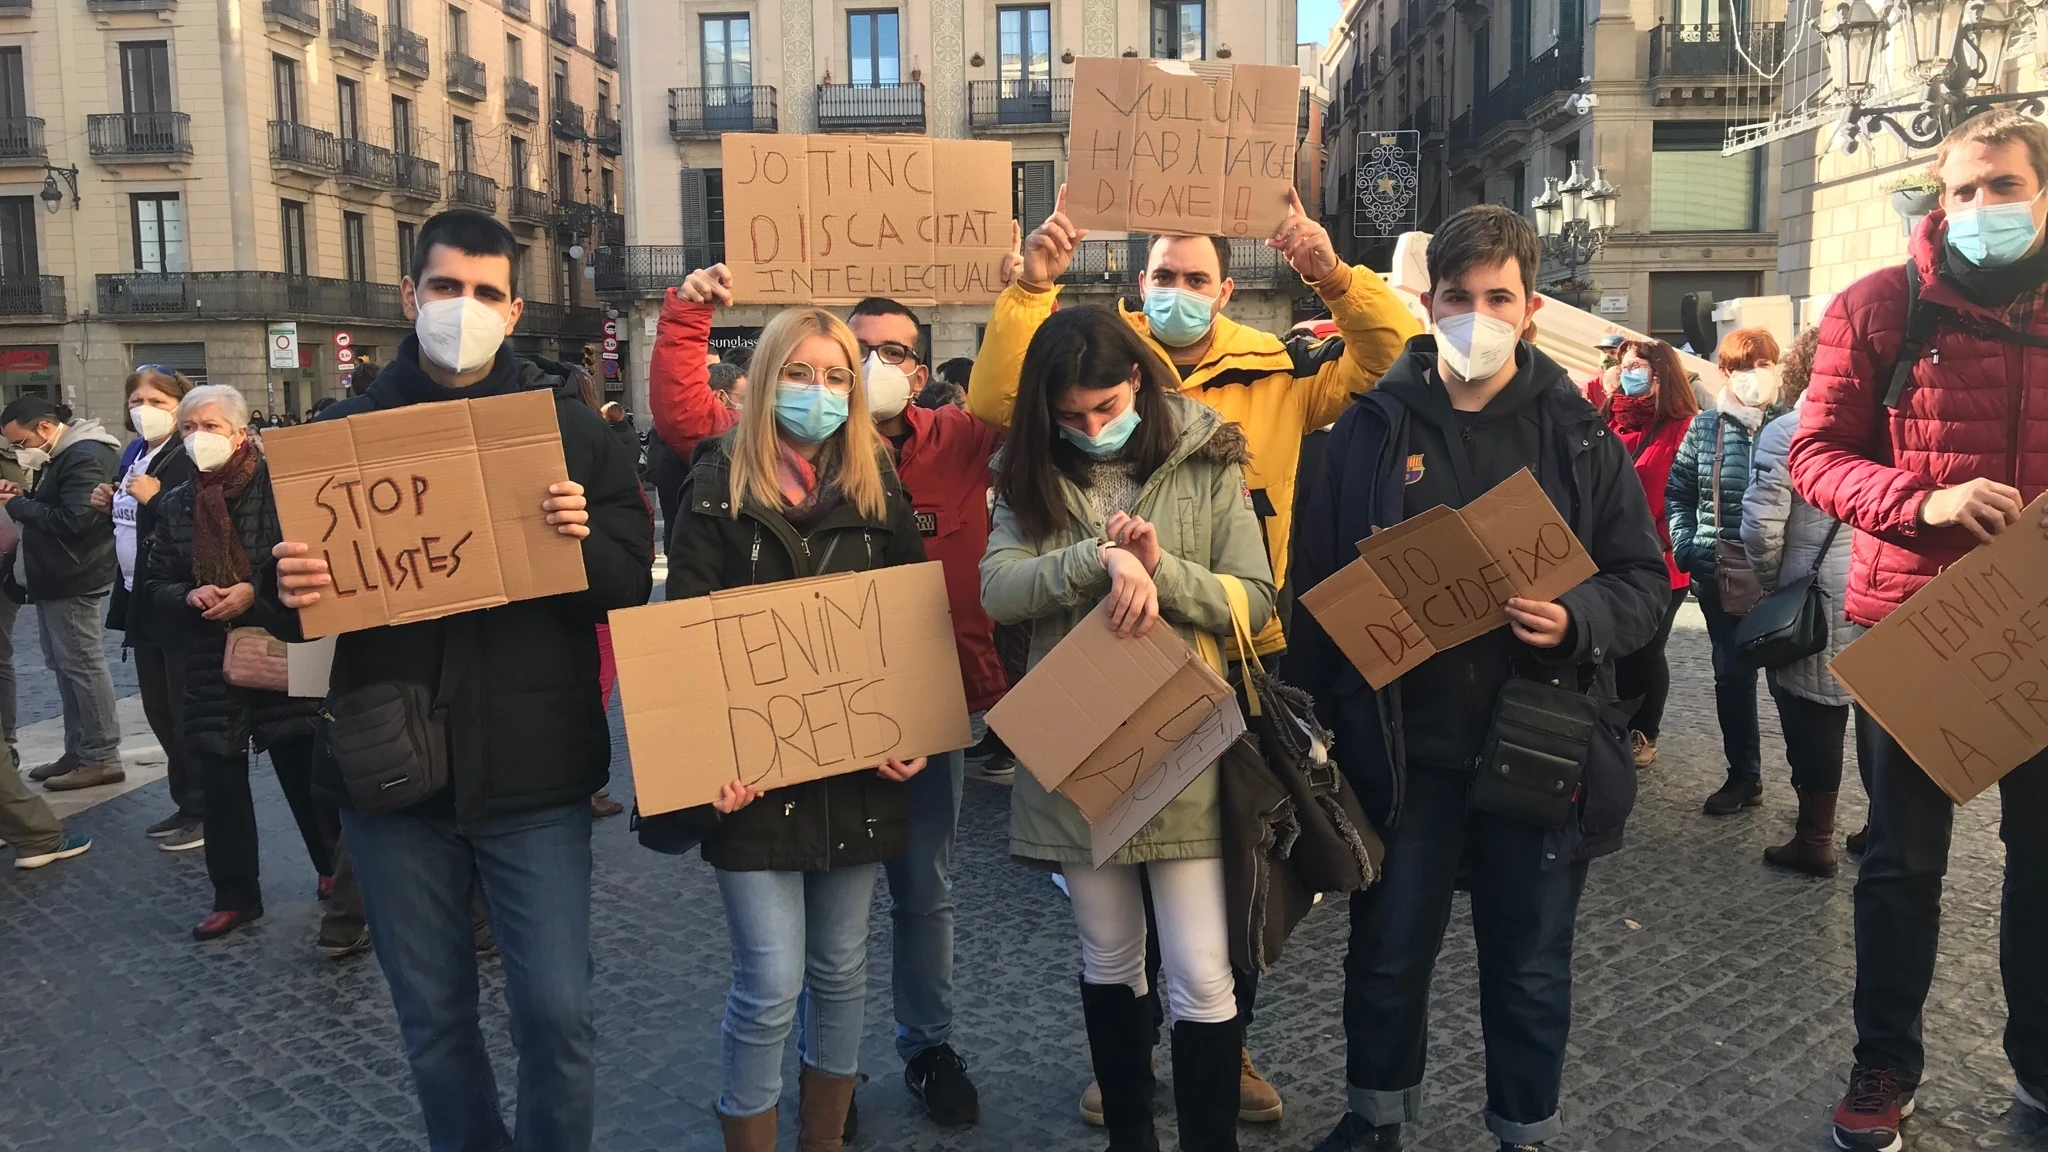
{"left": 966, "top": 282, "right": 1063, "bottom": 430}
{"left": 1300, "top": 263, "right": 1424, "bottom": 431}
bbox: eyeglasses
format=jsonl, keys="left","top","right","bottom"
{"left": 859, "top": 341, "right": 920, "bottom": 367}
{"left": 132, "top": 363, "right": 177, "bottom": 377}
{"left": 779, "top": 362, "right": 858, "bottom": 393}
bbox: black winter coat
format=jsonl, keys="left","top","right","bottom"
{"left": 270, "top": 340, "right": 656, "bottom": 822}
{"left": 138, "top": 457, "right": 320, "bottom": 755}
{"left": 664, "top": 435, "right": 928, "bottom": 873}
{"left": 1288, "top": 340, "right": 1670, "bottom": 865}
{"left": 11, "top": 424, "right": 119, "bottom": 600}
{"left": 107, "top": 436, "right": 194, "bottom": 647}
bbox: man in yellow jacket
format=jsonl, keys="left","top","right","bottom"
{"left": 969, "top": 186, "right": 1420, "bottom": 659}
{"left": 971, "top": 186, "right": 1420, "bottom": 1126}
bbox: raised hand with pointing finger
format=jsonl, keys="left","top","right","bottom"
{"left": 1018, "top": 184, "right": 1088, "bottom": 290}
{"left": 1267, "top": 187, "right": 1340, "bottom": 283}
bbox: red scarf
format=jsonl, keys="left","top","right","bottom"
{"left": 193, "top": 439, "right": 261, "bottom": 587}
{"left": 1606, "top": 393, "right": 1662, "bottom": 437}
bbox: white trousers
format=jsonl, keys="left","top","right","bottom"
{"left": 1060, "top": 856, "right": 1236, "bottom": 1024}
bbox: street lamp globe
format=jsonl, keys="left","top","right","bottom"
{"left": 1904, "top": 0, "right": 1970, "bottom": 79}
{"left": 1963, "top": 0, "right": 2017, "bottom": 92}
{"left": 1585, "top": 167, "right": 1619, "bottom": 232}
{"left": 38, "top": 173, "right": 61, "bottom": 215}
{"left": 1821, "top": 0, "right": 1892, "bottom": 98}
{"left": 1559, "top": 160, "right": 1589, "bottom": 226}
{"left": 1531, "top": 177, "right": 1565, "bottom": 238}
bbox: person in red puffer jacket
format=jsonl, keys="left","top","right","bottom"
{"left": 1596, "top": 337, "right": 1698, "bottom": 770}
{"left": 1788, "top": 109, "right": 2048, "bottom": 1152}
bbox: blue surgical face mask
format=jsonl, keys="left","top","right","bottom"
{"left": 1619, "top": 366, "right": 1654, "bottom": 396}
{"left": 772, "top": 384, "right": 850, "bottom": 445}
{"left": 1142, "top": 287, "right": 1217, "bottom": 347}
{"left": 1059, "top": 404, "right": 1142, "bottom": 457}
{"left": 1948, "top": 195, "right": 2043, "bottom": 268}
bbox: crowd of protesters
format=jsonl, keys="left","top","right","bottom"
{"left": 4, "top": 104, "right": 2048, "bottom": 1152}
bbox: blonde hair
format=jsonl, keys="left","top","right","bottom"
{"left": 727, "top": 307, "right": 890, "bottom": 521}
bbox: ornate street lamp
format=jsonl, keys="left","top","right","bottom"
{"left": 1829, "top": 0, "right": 2048, "bottom": 152}
{"left": 1530, "top": 160, "right": 1617, "bottom": 307}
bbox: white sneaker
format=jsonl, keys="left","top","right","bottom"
{"left": 2017, "top": 1080, "right": 2048, "bottom": 1115}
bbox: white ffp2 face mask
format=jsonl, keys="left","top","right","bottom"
{"left": 863, "top": 353, "right": 914, "bottom": 421}
{"left": 414, "top": 295, "right": 510, "bottom": 374}
{"left": 185, "top": 430, "right": 234, "bottom": 472}
{"left": 1434, "top": 311, "right": 1520, "bottom": 383}
{"left": 1728, "top": 365, "right": 1780, "bottom": 408}
{"left": 130, "top": 404, "right": 175, "bottom": 443}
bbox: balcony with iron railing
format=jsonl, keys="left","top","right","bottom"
{"left": 386, "top": 26, "right": 429, "bottom": 80}
{"left": 98, "top": 271, "right": 404, "bottom": 323}
{"left": 1056, "top": 237, "right": 1282, "bottom": 290}
{"left": 445, "top": 51, "right": 486, "bottom": 100}
{"left": 1649, "top": 21, "right": 1786, "bottom": 82}
{"left": 594, "top": 245, "right": 721, "bottom": 295}
{"left": 594, "top": 27, "right": 616, "bottom": 66}
{"left": 270, "top": 120, "right": 340, "bottom": 175}
{"left": 86, "top": 0, "right": 175, "bottom": 13}
{"left": 548, "top": 2, "right": 574, "bottom": 45}
{"left": 967, "top": 77, "right": 1072, "bottom": 131}
{"left": 504, "top": 77, "right": 539, "bottom": 121}
{"left": 87, "top": 112, "right": 192, "bottom": 161}
{"left": 510, "top": 184, "right": 550, "bottom": 225}
{"left": 816, "top": 82, "right": 925, "bottom": 132}
{"left": 501, "top": 0, "right": 526, "bottom": 20}
{"left": 0, "top": 276, "right": 64, "bottom": 321}
{"left": 339, "top": 136, "right": 395, "bottom": 188}
{"left": 0, "top": 0, "right": 31, "bottom": 15}
{"left": 449, "top": 168, "right": 497, "bottom": 210}
{"left": 0, "top": 117, "right": 46, "bottom": 165}
{"left": 520, "top": 300, "right": 607, "bottom": 336}
{"left": 667, "top": 85, "right": 776, "bottom": 137}
{"left": 263, "top": 0, "right": 319, "bottom": 34}
{"left": 328, "top": 1, "right": 378, "bottom": 58}
{"left": 394, "top": 151, "right": 441, "bottom": 200}
{"left": 554, "top": 198, "right": 596, "bottom": 230}
{"left": 593, "top": 113, "right": 620, "bottom": 153}
{"left": 599, "top": 210, "right": 624, "bottom": 246}
{"left": 552, "top": 98, "right": 584, "bottom": 139}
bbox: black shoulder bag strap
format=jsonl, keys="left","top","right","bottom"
{"left": 1803, "top": 518, "right": 1844, "bottom": 582}
{"left": 1629, "top": 421, "right": 1666, "bottom": 463}
{"left": 1883, "top": 261, "right": 1938, "bottom": 410}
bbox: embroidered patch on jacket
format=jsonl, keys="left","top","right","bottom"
{"left": 1405, "top": 454, "right": 1426, "bottom": 485}
{"left": 915, "top": 510, "right": 939, "bottom": 537}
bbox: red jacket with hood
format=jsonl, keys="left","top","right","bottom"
{"left": 650, "top": 293, "right": 1010, "bottom": 712}
{"left": 1789, "top": 209, "right": 2048, "bottom": 627}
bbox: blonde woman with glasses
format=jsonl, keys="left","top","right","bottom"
{"left": 661, "top": 262, "right": 931, "bottom": 1152}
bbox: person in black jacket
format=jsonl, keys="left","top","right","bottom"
{"left": 0, "top": 396, "right": 125, "bottom": 791}
{"left": 1290, "top": 207, "right": 1668, "bottom": 1152}
{"left": 137, "top": 385, "right": 340, "bottom": 942}
{"left": 94, "top": 367, "right": 202, "bottom": 847}
{"left": 269, "top": 210, "right": 653, "bottom": 1152}
{"left": 662, "top": 304, "right": 928, "bottom": 1152}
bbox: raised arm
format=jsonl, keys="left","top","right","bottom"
{"left": 649, "top": 280, "right": 739, "bottom": 453}
{"left": 1265, "top": 187, "right": 1423, "bottom": 430}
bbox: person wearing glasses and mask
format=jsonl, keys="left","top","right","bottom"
{"left": 657, "top": 283, "right": 929, "bottom": 1152}
{"left": 0, "top": 396, "right": 124, "bottom": 792}
{"left": 972, "top": 182, "right": 1420, "bottom": 1124}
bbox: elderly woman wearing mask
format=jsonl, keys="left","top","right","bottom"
{"left": 136, "top": 385, "right": 342, "bottom": 941}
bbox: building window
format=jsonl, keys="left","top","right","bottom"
{"left": 388, "top": 0, "right": 408, "bottom": 28}
{"left": 131, "top": 193, "right": 184, "bottom": 273}
{"left": 1472, "top": 23, "right": 1491, "bottom": 100}
{"left": 597, "top": 79, "right": 611, "bottom": 120}
{"left": 1650, "top": 121, "right": 1760, "bottom": 231}
{"left": 0, "top": 48, "right": 28, "bottom": 123}
{"left": 447, "top": 5, "right": 468, "bottom": 52}
{"left": 680, "top": 167, "right": 725, "bottom": 260}
{"left": 392, "top": 95, "right": 415, "bottom": 153}
{"left": 343, "top": 212, "right": 369, "bottom": 281}
{"left": 702, "top": 14, "right": 751, "bottom": 89}
{"left": 552, "top": 57, "right": 569, "bottom": 105}
{"left": 1149, "top": 1, "right": 1203, "bottom": 60}
{"left": 510, "top": 135, "right": 529, "bottom": 187}
{"left": 1012, "top": 160, "right": 1054, "bottom": 230}
{"left": 998, "top": 6, "right": 1051, "bottom": 83}
{"left": 848, "top": 10, "right": 901, "bottom": 86}
{"left": 0, "top": 197, "right": 39, "bottom": 280}
{"left": 397, "top": 219, "right": 417, "bottom": 278}
{"left": 506, "top": 34, "right": 523, "bottom": 78}
{"left": 129, "top": 343, "right": 206, "bottom": 387}
{"left": 600, "top": 165, "right": 613, "bottom": 210}
{"left": 120, "top": 42, "right": 173, "bottom": 115}
{"left": 556, "top": 150, "right": 575, "bottom": 203}
{"left": 281, "top": 199, "right": 309, "bottom": 276}
{"left": 273, "top": 54, "right": 300, "bottom": 123}
{"left": 514, "top": 242, "right": 531, "bottom": 296}
{"left": 337, "top": 77, "right": 360, "bottom": 139}
{"left": 452, "top": 116, "right": 475, "bottom": 170}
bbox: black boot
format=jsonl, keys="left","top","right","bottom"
{"left": 1170, "top": 1017, "right": 1246, "bottom": 1152}
{"left": 1080, "top": 981, "right": 1161, "bottom": 1152}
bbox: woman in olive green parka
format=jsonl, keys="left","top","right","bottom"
{"left": 980, "top": 306, "right": 1274, "bottom": 1152}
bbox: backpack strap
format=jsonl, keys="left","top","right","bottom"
{"left": 1884, "top": 260, "right": 1939, "bottom": 410}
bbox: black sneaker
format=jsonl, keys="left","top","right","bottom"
{"left": 904, "top": 1043, "right": 979, "bottom": 1127}
{"left": 146, "top": 812, "right": 189, "bottom": 839}
{"left": 1311, "top": 1113, "right": 1402, "bottom": 1151}
{"left": 1846, "top": 826, "right": 1870, "bottom": 858}
{"left": 1703, "top": 777, "right": 1764, "bottom": 816}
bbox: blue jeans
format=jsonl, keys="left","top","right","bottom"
{"left": 341, "top": 802, "right": 596, "bottom": 1152}
{"left": 36, "top": 593, "right": 120, "bottom": 764}
{"left": 1342, "top": 765, "right": 1589, "bottom": 1146}
{"left": 716, "top": 863, "right": 880, "bottom": 1118}
{"left": 884, "top": 747, "right": 962, "bottom": 1062}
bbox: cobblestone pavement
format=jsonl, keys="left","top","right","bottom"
{"left": 3, "top": 605, "right": 2045, "bottom": 1152}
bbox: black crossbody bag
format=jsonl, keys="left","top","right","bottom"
{"left": 319, "top": 618, "right": 468, "bottom": 813}
{"left": 1470, "top": 676, "right": 1603, "bottom": 830}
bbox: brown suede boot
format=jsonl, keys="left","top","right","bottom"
{"left": 1764, "top": 790, "right": 1839, "bottom": 878}
{"left": 718, "top": 1106, "right": 777, "bottom": 1152}
{"left": 797, "top": 1065, "right": 856, "bottom": 1152}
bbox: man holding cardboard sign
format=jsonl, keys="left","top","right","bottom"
{"left": 1787, "top": 109, "right": 2048, "bottom": 1150}
{"left": 1289, "top": 206, "right": 1667, "bottom": 1152}
{"left": 268, "top": 211, "right": 655, "bottom": 1152}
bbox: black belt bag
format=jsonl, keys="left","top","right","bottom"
{"left": 320, "top": 619, "right": 466, "bottom": 814}
{"left": 1470, "top": 678, "right": 1602, "bottom": 830}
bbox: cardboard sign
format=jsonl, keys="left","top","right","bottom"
{"left": 987, "top": 602, "right": 1244, "bottom": 865}
{"left": 611, "top": 562, "right": 973, "bottom": 814}
{"left": 721, "top": 133, "right": 1013, "bottom": 306}
{"left": 1299, "top": 469, "right": 1598, "bottom": 689}
{"left": 1065, "top": 57, "right": 1301, "bottom": 238}
{"left": 263, "top": 390, "right": 587, "bottom": 639}
{"left": 1830, "top": 492, "right": 2048, "bottom": 804}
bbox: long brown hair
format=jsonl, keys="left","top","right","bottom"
{"left": 726, "top": 307, "right": 889, "bottom": 521}
{"left": 1605, "top": 338, "right": 1699, "bottom": 424}
{"left": 123, "top": 366, "right": 195, "bottom": 435}
{"left": 993, "top": 306, "right": 1179, "bottom": 542}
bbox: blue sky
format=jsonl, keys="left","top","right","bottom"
{"left": 1299, "top": 0, "right": 1344, "bottom": 44}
